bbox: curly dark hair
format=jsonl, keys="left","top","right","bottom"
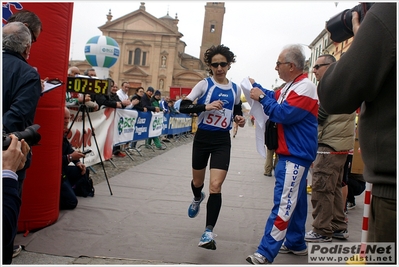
{"left": 204, "top": 44, "right": 236, "bottom": 75}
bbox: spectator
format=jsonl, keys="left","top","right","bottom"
{"left": 5, "top": 11, "right": 44, "bottom": 260}
{"left": 232, "top": 101, "right": 242, "bottom": 138}
{"left": 343, "top": 153, "right": 366, "bottom": 211}
{"left": 112, "top": 81, "right": 135, "bottom": 157}
{"left": 160, "top": 95, "right": 170, "bottom": 113}
{"left": 2, "top": 21, "right": 43, "bottom": 261}
{"left": 7, "top": 9, "right": 42, "bottom": 43}
{"left": 112, "top": 82, "right": 139, "bottom": 155}
{"left": 263, "top": 149, "right": 277, "bottom": 177}
{"left": 304, "top": 54, "right": 355, "bottom": 243}
{"left": 131, "top": 87, "right": 147, "bottom": 112}
{"left": 341, "top": 153, "right": 351, "bottom": 222}
{"left": 347, "top": 172, "right": 366, "bottom": 210}
{"left": 116, "top": 82, "right": 135, "bottom": 109}
{"left": 129, "top": 87, "right": 147, "bottom": 151}
{"left": 146, "top": 90, "right": 165, "bottom": 150}
{"left": 317, "top": 3, "right": 396, "bottom": 243}
{"left": 164, "top": 100, "right": 179, "bottom": 140}
{"left": 91, "top": 79, "right": 131, "bottom": 156}
{"left": 151, "top": 90, "right": 162, "bottom": 110}
{"left": 60, "top": 107, "right": 83, "bottom": 210}
{"left": 84, "top": 68, "right": 96, "bottom": 77}
{"left": 94, "top": 79, "right": 121, "bottom": 109}
{"left": 246, "top": 44, "right": 318, "bottom": 264}
{"left": 168, "top": 100, "right": 179, "bottom": 114}
{"left": 2, "top": 135, "right": 30, "bottom": 264}
{"left": 174, "top": 94, "right": 186, "bottom": 110}
{"left": 141, "top": 87, "right": 159, "bottom": 112}
{"left": 140, "top": 86, "right": 162, "bottom": 149}
{"left": 179, "top": 44, "right": 245, "bottom": 250}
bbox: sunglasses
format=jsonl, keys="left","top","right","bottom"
{"left": 313, "top": 63, "right": 330, "bottom": 70}
{"left": 210, "top": 62, "right": 228, "bottom": 68}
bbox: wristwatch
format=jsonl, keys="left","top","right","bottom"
{"left": 259, "top": 94, "right": 265, "bottom": 100}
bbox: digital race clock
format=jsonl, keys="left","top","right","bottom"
{"left": 66, "top": 76, "right": 110, "bottom": 95}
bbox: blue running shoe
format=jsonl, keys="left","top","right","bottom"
{"left": 188, "top": 192, "right": 205, "bottom": 218}
{"left": 198, "top": 229, "right": 217, "bottom": 250}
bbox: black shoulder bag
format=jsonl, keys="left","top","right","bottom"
{"left": 265, "top": 119, "right": 278, "bottom": 150}
{"left": 264, "top": 75, "right": 301, "bottom": 150}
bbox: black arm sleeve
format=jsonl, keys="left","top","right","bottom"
{"left": 179, "top": 99, "right": 206, "bottom": 114}
{"left": 233, "top": 101, "right": 243, "bottom": 117}
{"left": 93, "top": 95, "right": 118, "bottom": 108}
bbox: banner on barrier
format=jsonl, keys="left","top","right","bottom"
{"left": 149, "top": 111, "right": 163, "bottom": 138}
{"left": 168, "top": 114, "right": 193, "bottom": 135}
{"left": 113, "top": 109, "right": 138, "bottom": 146}
{"left": 66, "top": 109, "right": 192, "bottom": 166}
{"left": 133, "top": 111, "right": 152, "bottom": 141}
{"left": 67, "top": 108, "right": 115, "bottom": 166}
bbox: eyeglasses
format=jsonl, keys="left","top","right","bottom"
{"left": 138, "top": 90, "right": 144, "bottom": 93}
{"left": 313, "top": 63, "right": 330, "bottom": 70}
{"left": 27, "top": 26, "right": 37, "bottom": 43}
{"left": 276, "top": 62, "right": 291, "bottom": 67}
{"left": 210, "top": 62, "right": 228, "bottom": 68}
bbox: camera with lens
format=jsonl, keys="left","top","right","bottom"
{"left": 326, "top": 3, "right": 374, "bottom": 43}
{"left": 3, "top": 124, "right": 41, "bottom": 150}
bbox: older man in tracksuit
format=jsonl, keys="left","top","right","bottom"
{"left": 247, "top": 44, "right": 318, "bottom": 264}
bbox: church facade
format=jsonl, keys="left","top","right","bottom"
{"left": 69, "top": 2, "right": 225, "bottom": 99}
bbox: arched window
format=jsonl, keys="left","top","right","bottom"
{"left": 134, "top": 48, "right": 141, "bottom": 65}
{"left": 128, "top": 51, "right": 133, "bottom": 65}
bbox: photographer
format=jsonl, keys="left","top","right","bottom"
{"left": 61, "top": 108, "right": 94, "bottom": 210}
{"left": 3, "top": 21, "right": 42, "bottom": 261}
{"left": 318, "top": 3, "right": 396, "bottom": 243}
{"left": 3, "top": 135, "right": 30, "bottom": 264}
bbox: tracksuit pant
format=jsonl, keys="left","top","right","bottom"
{"left": 256, "top": 158, "right": 309, "bottom": 263}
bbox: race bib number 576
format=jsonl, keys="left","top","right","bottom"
{"left": 204, "top": 109, "right": 232, "bottom": 129}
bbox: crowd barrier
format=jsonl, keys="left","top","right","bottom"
{"left": 67, "top": 108, "right": 193, "bottom": 167}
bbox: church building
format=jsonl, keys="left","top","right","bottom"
{"left": 69, "top": 2, "right": 225, "bottom": 99}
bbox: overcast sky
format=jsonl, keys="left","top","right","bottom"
{"left": 70, "top": 1, "right": 360, "bottom": 88}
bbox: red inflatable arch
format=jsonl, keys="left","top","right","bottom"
{"left": 3, "top": 2, "right": 74, "bottom": 233}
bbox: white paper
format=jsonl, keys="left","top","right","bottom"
{"left": 240, "top": 77, "right": 269, "bottom": 158}
{"left": 43, "top": 80, "right": 63, "bottom": 94}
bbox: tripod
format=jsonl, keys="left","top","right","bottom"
{"left": 67, "top": 101, "right": 113, "bottom": 195}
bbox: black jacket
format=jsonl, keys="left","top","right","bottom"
{"left": 141, "top": 93, "right": 156, "bottom": 112}
{"left": 93, "top": 93, "right": 121, "bottom": 108}
{"left": 131, "top": 94, "right": 146, "bottom": 112}
{"left": 2, "top": 50, "right": 42, "bottom": 133}
{"left": 62, "top": 135, "right": 80, "bottom": 174}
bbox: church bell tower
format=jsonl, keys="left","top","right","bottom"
{"left": 199, "top": 2, "right": 225, "bottom": 63}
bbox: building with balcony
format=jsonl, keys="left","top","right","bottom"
{"left": 308, "top": 28, "right": 353, "bottom": 84}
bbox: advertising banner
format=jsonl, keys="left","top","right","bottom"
{"left": 113, "top": 109, "right": 138, "bottom": 146}
{"left": 67, "top": 108, "right": 115, "bottom": 166}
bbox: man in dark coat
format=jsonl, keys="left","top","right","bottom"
{"left": 2, "top": 21, "right": 42, "bottom": 264}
